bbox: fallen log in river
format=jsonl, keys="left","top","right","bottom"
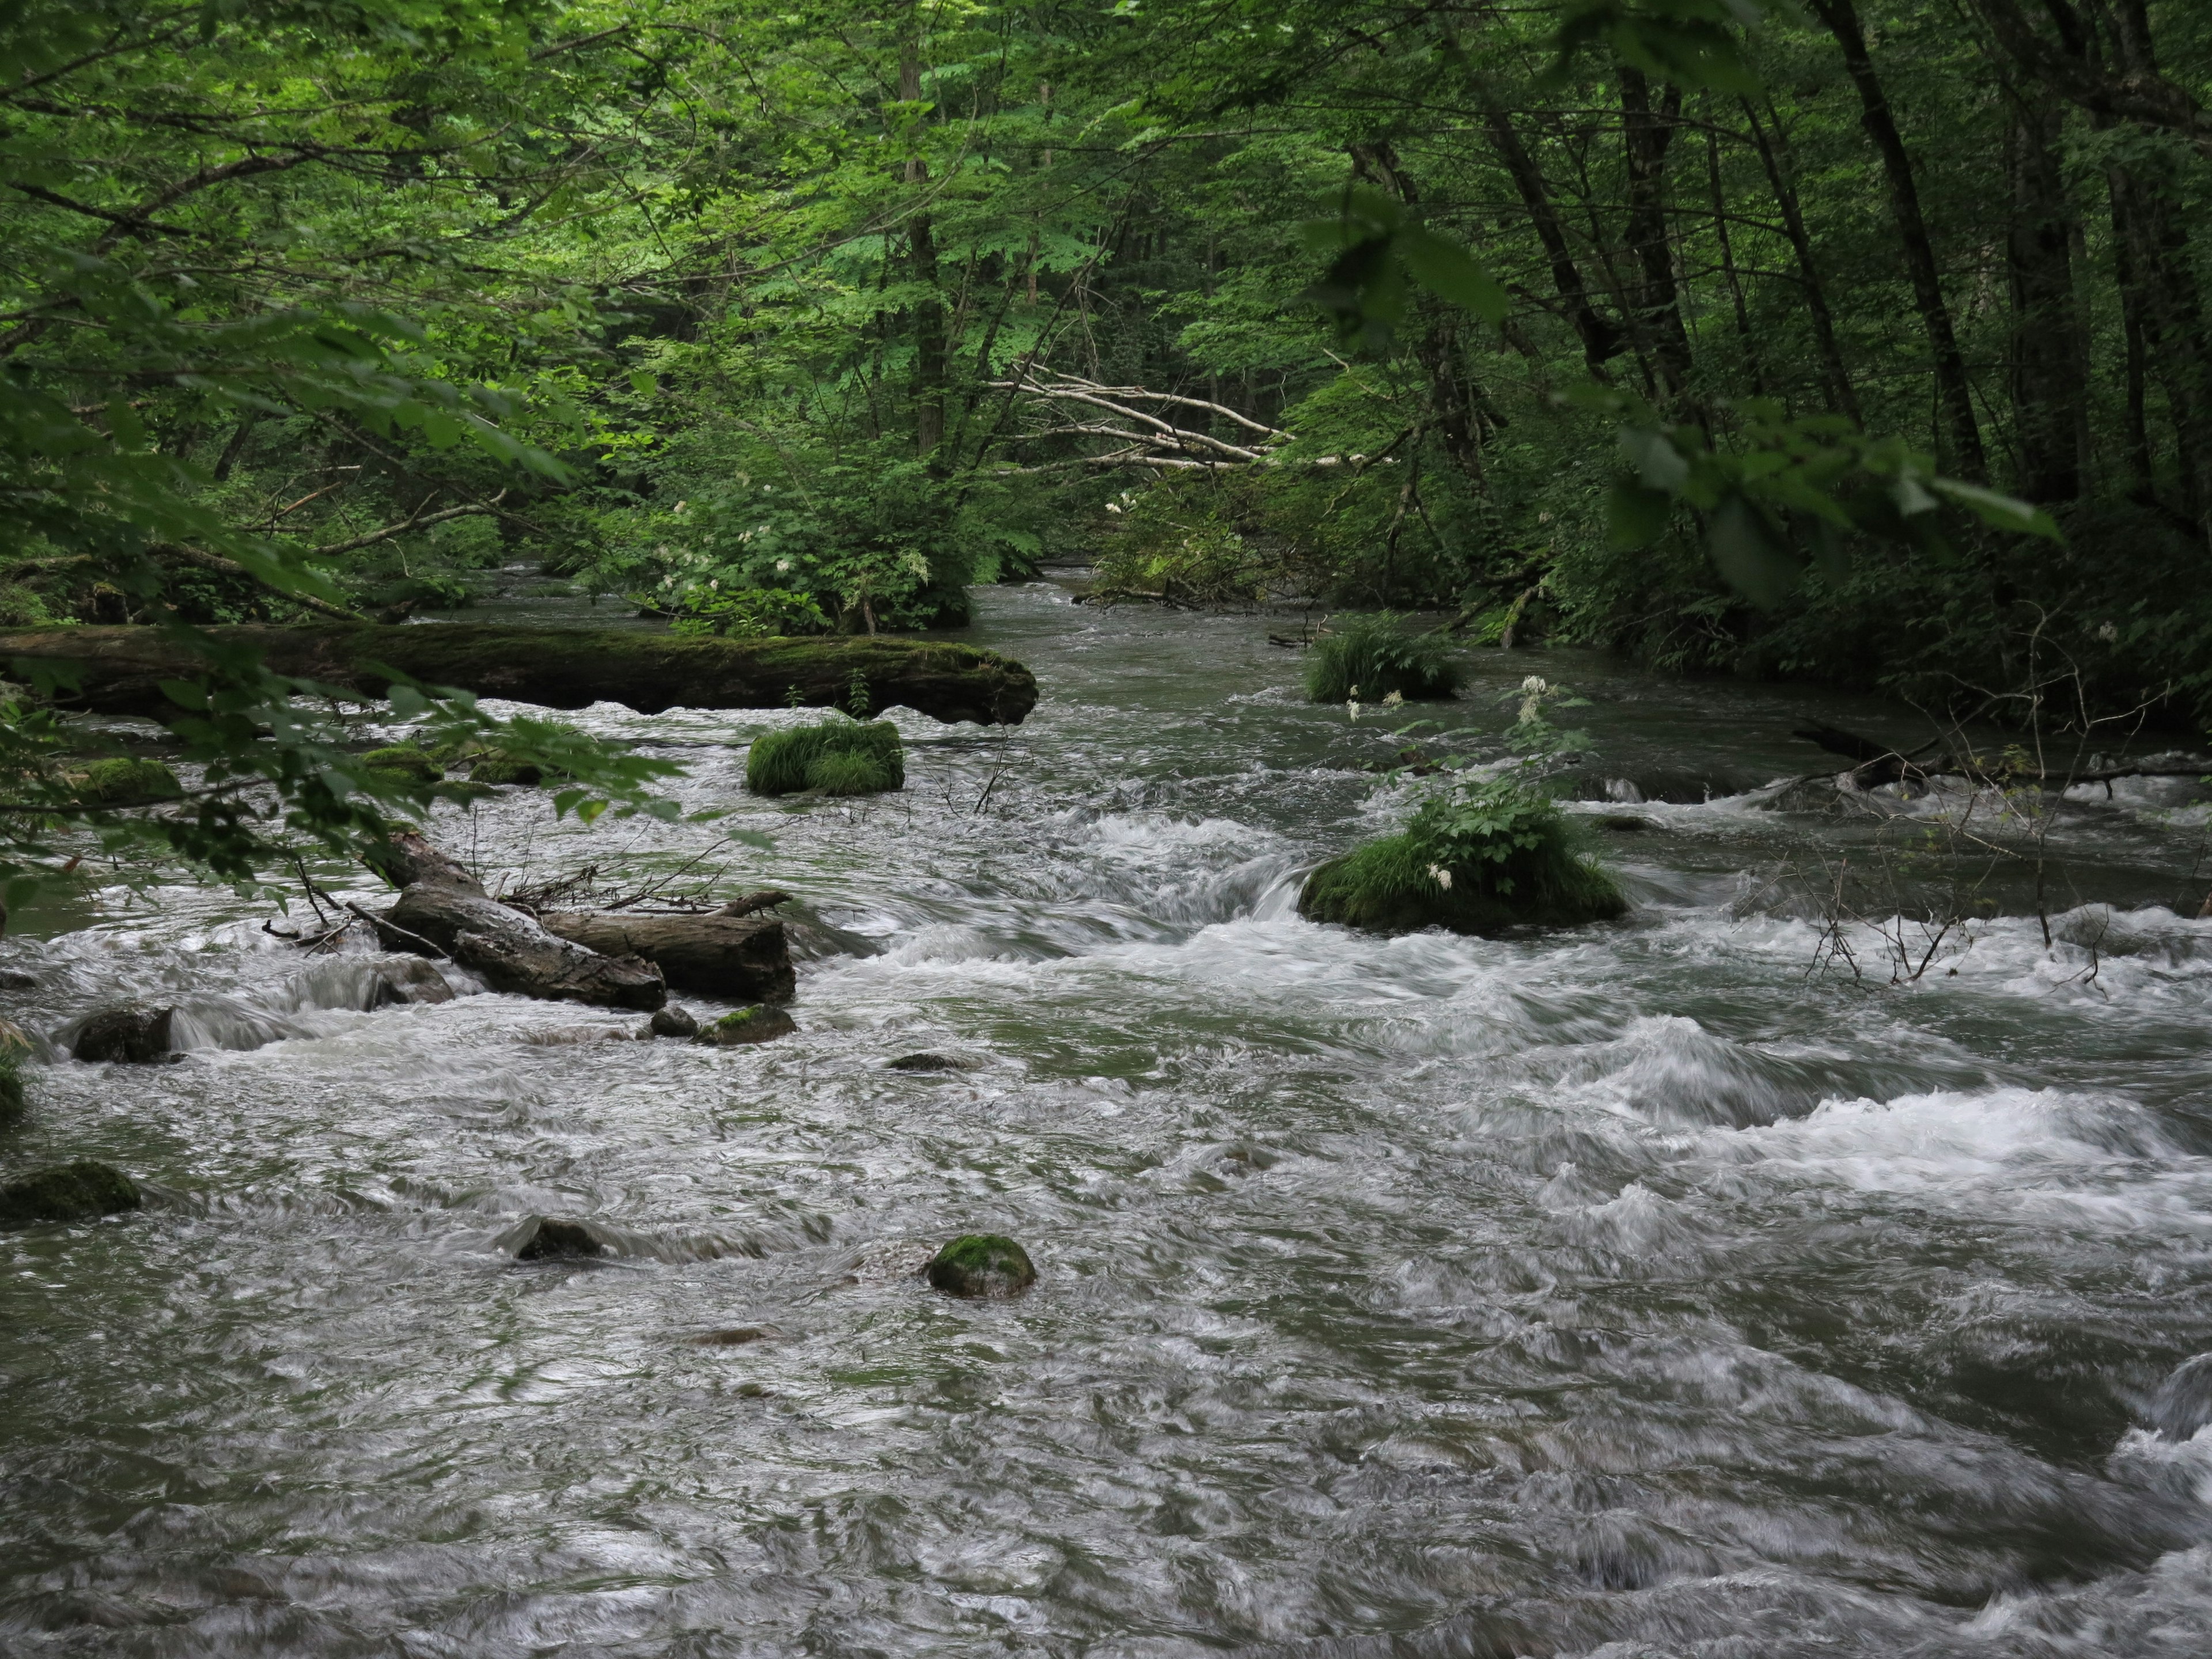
{"left": 0, "top": 623, "right": 1036, "bottom": 726}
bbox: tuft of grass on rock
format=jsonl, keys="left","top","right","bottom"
{"left": 79, "top": 757, "right": 181, "bottom": 805}
{"left": 745, "top": 718, "right": 903, "bottom": 797}
{"left": 1305, "top": 613, "right": 1460, "bottom": 704}
{"left": 1300, "top": 783, "right": 1624, "bottom": 936}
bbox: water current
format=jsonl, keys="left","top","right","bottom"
{"left": 7, "top": 578, "right": 2212, "bottom": 1656}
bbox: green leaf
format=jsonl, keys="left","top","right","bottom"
{"left": 1607, "top": 483, "right": 1675, "bottom": 550}
{"left": 1925, "top": 478, "right": 2064, "bottom": 541}
{"left": 1619, "top": 426, "right": 1691, "bottom": 492}
{"left": 1395, "top": 229, "right": 1508, "bottom": 324}
{"left": 1707, "top": 494, "right": 1800, "bottom": 609}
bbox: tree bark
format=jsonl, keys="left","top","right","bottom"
{"left": 2004, "top": 84, "right": 2088, "bottom": 502}
{"left": 1476, "top": 99, "right": 1626, "bottom": 373}
{"left": 1742, "top": 97, "right": 1861, "bottom": 423}
{"left": 0, "top": 624, "right": 1039, "bottom": 725}
{"left": 1619, "top": 67, "right": 1695, "bottom": 404}
{"left": 1810, "top": 0, "right": 1987, "bottom": 479}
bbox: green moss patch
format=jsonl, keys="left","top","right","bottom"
{"left": 925, "top": 1233, "right": 1036, "bottom": 1299}
{"left": 1305, "top": 614, "right": 1460, "bottom": 704}
{"left": 1300, "top": 787, "right": 1625, "bottom": 937}
{"left": 79, "top": 757, "right": 181, "bottom": 805}
{"left": 469, "top": 756, "right": 545, "bottom": 786}
{"left": 745, "top": 718, "right": 904, "bottom": 797}
{"left": 0, "top": 1161, "right": 141, "bottom": 1227}
{"left": 695, "top": 1005, "right": 798, "bottom": 1046}
{"left": 359, "top": 745, "right": 443, "bottom": 782}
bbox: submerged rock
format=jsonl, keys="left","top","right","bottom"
{"left": 0, "top": 1161, "right": 141, "bottom": 1226}
{"left": 511, "top": 1217, "right": 605, "bottom": 1261}
{"left": 368, "top": 957, "right": 453, "bottom": 1009}
{"left": 695, "top": 1006, "right": 797, "bottom": 1047}
{"left": 924, "top": 1234, "right": 1036, "bottom": 1299}
{"left": 690, "top": 1326, "right": 772, "bottom": 1346}
{"left": 73, "top": 1006, "right": 176, "bottom": 1064}
{"left": 649, "top": 1005, "right": 699, "bottom": 1038}
{"left": 889, "top": 1052, "right": 969, "bottom": 1073}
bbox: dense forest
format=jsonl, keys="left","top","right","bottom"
{"left": 2, "top": 0, "right": 2210, "bottom": 877}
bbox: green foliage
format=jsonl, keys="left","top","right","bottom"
{"left": 745, "top": 719, "right": 904, "bottom": 797}
{"left": 1300, "top": 782, "right": 1626, "bottom": 935}
{"left": 78, "top": 758, "right": 182, "bottom": 805}
{"left": 1306, "top": 616, "right": 1461, "bottom": 704}
{"left": 660, "top": 587, "right": 832, "bottom": 640}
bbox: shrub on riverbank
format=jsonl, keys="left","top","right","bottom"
{"left": 1306, "top": 615, "right": 1459, "bottom": 704}
{"left": 746, "top": 719, "right": 903, "bottom": 797}
{"left": 1300, "top": 777, "right": 1623, "bottom": 935}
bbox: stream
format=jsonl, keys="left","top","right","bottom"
{"left": 6, "top": 578, "right": 2212, "bottom": 1657}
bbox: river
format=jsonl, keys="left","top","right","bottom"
{"left": 5, "top": 578, "right": 2212, "bottom": 1656}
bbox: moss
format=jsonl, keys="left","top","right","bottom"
{"left": 1305, "top": 614, "right": 1460, "bottom": 703}
{"left": 469, "top": 755, "right": 545, "bottom": 786}
{"left": 745, "top": 718, "right": 904, "bottom": 797}
{"left": 359, "top": 745, "right": 442, "bottom": 782}
{"left": 695, "top": 1005, "right": 798, "bottom": 1046}
{"left": 925, "top": 1234, "right": 1037, "bottom": 1299}
{"left": 1298, "top": 797, "right": 1626, "bottom": 937}
{"left": 0, "top": 1161, "right": 141, "bottom": 1227}
{"left": 79, "top": 756, "right": 181, "bottom": 805}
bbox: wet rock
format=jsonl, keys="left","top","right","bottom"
{"left": 924, "top": 1234, "right": 1036, "bottom": 1299}
{"left": 2149, "top": 1353, "right": 2212, "bottom": 1440}
{"left": 690, "top": 1326, "right": 772, "bottom": 1346}
{"left": 1594, "top": 814, "right": 1653, "bottom": 832}
{"left": 518, "top": 1025, "right": 638, "bottom": 1047}
{"left": 889, "top": 1052, "right": 969, "bottom": 1073}
{"left": 0, "top": 1017, "right": 29, "bottom": 1119}
{"left": 0, "top": 969, "right": 39, "bottom": 990}
{"left": 511, "top": 1217, "right": 605, "bottom": 1261}
{"left": 0, "top": 1161, "right": 141, "bottom": 1226}
{"left": 695, "top": 1006, "right": 797, "bottom": 1047}
{"left": 468, "top": 756, "right": 543, "bottom": 786}
{"left": 367, "top": 957, "right": 453, "bottom": 1009}
{"left": 73, "top": 1006, "right": 176, "bottom": 1064}
{"left": 650, "top": 1005, "right": 699, "bottom": 1038}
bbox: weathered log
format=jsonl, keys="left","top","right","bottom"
{"left": 365, "top": 840, "right": 666, "bottom": 1011}
{"left": 536, "top": 911, "right": 794, "bottom": 1003}
{"left": 0, "top": 623, "right": 1037, "bottom": 726}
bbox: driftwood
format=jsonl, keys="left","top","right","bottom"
{"left": 0, "top": 623, "right": 1037, "bottom": 726}
{"left": 536, "top": 911, "right": 793, "bottom": 1003}
{"left": 366, "top": 834, "right": 667, "bottom": 1012}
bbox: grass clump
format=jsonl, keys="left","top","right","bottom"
{"left": 745, "top": 718, "right": 903, "bottom": 797}
{"left": 1300, "top": 777, "right": 1624, "bottom": 936}
{"left": 1305, "top": 613, "right": 1460, "bottom": 704}
{"left": 79, "top": 757, "right": 181, "bottom": 805}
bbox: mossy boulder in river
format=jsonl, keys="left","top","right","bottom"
{"left": 925, "top": 1234, "right": 1037, "bottom": 1299}
{"left": 79, "top": 756, "right": 182, "bottom": 805}
{"left": 72, "top": 1005, "right": 176, "bottom": 1063}
{"left": 695, "top": 1005, "right": 797, "bottom": 1046}
{"left": 1299, "top": 782, "right": 1626, "bottom": 937}
{"left": 747, "top": 718, "right": 903, "bottom": 797}
{"left": 359, "top": 745, "right": 442, "bottom": 783}
{"left": 0, "top": 1161, "right": 141, "bottom": 1226}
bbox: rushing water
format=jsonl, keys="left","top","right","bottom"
{"left": 6, "top": 580, "right": 2212, "bottom": 1657}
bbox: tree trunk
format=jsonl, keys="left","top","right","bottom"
{"left": 1619, "top": 67, "right": 1695, "bottom": 405}
{"left": 1810, "top": 0, "right": 1987, "bottom": 479}
{"left": 535, "top": 912, "right": 795, "bottom": 1003}
{"left": 1742, "top": 97, "right": 1861, "bottom": 423}
{"left": 2004, "top": 85, "right": 2087, "bottom": 502}
{"left": 902, "top": 40, "right": 947, "bottom": 464}
{"left": 1705, "top": 122, "right": 1763, "bottom": 396}
{"left": 1476, "top": 98, "right": 1625, "bottom": 373}
{"left": 0, "top": 624, "right": 1039, "bottom": 725}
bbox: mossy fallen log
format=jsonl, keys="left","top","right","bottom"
{"left": 0, "top": 623, "right": 1037, "bottom": 726}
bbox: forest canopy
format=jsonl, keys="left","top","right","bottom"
{"left": 2, "top": 0, "right": 2210, "bottom": 871}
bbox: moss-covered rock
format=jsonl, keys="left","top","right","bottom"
{"left": 469, "top": 755, "right": 544, "bottom": 786}
{"left": 359, "top": 745, "right": 443, "bottom": 782}
{"left": 1298, "top": 787, "right": 1626, "bottom": 937}
{"left": 0, "top": 1160, "right": 141, "bottom": 1226}
{"left": 746, "top": 718, "right": 904, "bottom": 797}
{"left": 925, "top": 1234, "right": 1036, "bottom": 1299}
{"left": 79, "top": 756, "right": 182, "bottom": 805}
{"left": 695, "top": 1005, "right": 797, "bottom": 1046}
{"left": 0, "top": 1017, "right": 28, "bottom": 1120}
